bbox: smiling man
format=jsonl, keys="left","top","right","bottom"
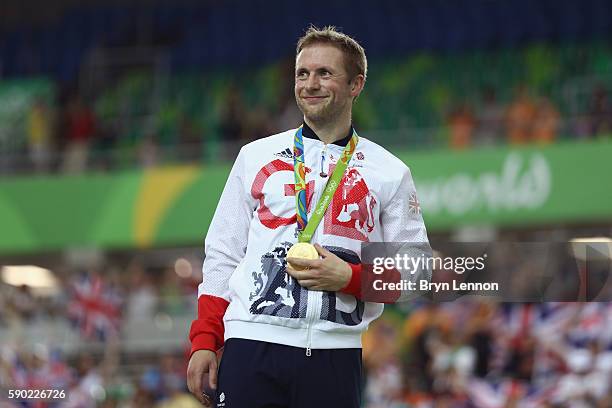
{"left": 187, "top": 26, "right": 430, "bottom": 408}
{"left": 294, "top": 40, "right": 361, "bottom": 140}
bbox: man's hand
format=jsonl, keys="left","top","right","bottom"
{"left": 187, "top": 349, "right": 218, "bottom": 406}
{"left": 286, "top": 244, "right": 352, "bottom": 291}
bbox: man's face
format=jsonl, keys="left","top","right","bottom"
{"left": 294, "top": 45, "right": 359, "bottom": 124}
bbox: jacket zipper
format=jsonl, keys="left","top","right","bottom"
{"left": 305, "top": 143, "right": 327, "bottom": 356}
{"left": 305, "top": 289, "right": 318, "bottom": 356}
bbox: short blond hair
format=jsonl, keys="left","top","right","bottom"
{"left": 296, "top": 25, "right": 367, "bottom": 83}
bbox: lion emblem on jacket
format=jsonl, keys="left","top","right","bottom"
{"left": 249, "top": 241, "right": 308, "bottom": 318}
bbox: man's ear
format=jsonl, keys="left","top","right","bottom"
{"left": 350, "top": 74, "right": 365, "bottom": 98}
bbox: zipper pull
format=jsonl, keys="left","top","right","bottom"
{"left": 306, "top": 347, "right": 312, "bottom": 357}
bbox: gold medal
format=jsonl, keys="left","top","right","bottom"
{"left": 286, "top": 242, "right": 319, "bottom": 271}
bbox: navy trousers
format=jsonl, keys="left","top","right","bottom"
{"left": 213, "top": 338, "right": 363, "bottom": 408}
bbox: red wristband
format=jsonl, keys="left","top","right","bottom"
{"left": 340, "top": 262, "right": 362, "bottom": 299}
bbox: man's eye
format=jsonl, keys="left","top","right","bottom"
{"left": 321, "top": 71, "right": 331, "bottom": 77}
{"left": 296, "top": 72, "right": 308, "bottom": 79}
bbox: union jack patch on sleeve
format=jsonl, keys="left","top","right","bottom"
{"left": 408, "top": 192, "right": 421, "bottom": 215}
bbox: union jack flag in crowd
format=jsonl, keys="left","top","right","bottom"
{"left": 567, "top": 302, "right": 610, "bottom": 344}
{"left": 67, "top": 273, "right": 122, "bottom": 341}
{"left": 468, "top": 377, "right": 559, "bottom": 408}
{"left": 492, "top": 303, "right": 578, "bottom": 345}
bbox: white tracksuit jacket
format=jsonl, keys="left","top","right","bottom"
{"left": 189, "top": 125, "right": 430, "bottom": 354}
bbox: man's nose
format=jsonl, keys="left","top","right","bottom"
{"left": 305, "top": 74, "right": 320, "bottom": 90}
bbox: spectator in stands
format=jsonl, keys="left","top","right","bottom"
{"left": 92, "top": 116, "right": 120, "bottom": 171}
{"left": 475, "top": 86, "right": 504, "bottom": 145}
{"left": 27, "top": 97, "right": 54, "bottom": 172}
{"left": 571, "top": 113, "right": 593, "bottom": 140}
{"left": 245, "top": 105, "right": 274, "bottom": 143}
{"left": 218, "top": 86, "right": 247, "bottom": 159}
{"left": 68, "top": 353, "right": 105, "bottom": 406}
{"left": 7, "top": 284, "right": 36, "bottom": 321}
{"left": 466, "top": 304, "right": 494, "bottom": 379}
{"left": 362, "top": 319, "right": 403, "bottom": 407}
{"left": 430, "top": 331, "right": 475, "bottom": 392}
{"left": 402, "top": 304, "right": 454, "bottom": 396}
{"left": 130, "top": 384, "right": 156, "bottom": 407}
{"left": 138, "top": 133, "right": 160, "bottom": 168}
{"left": 447, "top": 103, "right": 476, "bottom": 149}
{"left": 155, "top": 102, "right": 182, "bottom": 153}
{"left": 155, "top": 354, "right": 199, "bottom": 407}
{"left": 62, "top": 95, "right": 97, "bottom": 173}
{"left": 159, "top": 267, "right": 189, "bottom": 316}
{"left": 178, "top": 114, "right": 202, "bottom": 162}
{"left": 505, "top": 85, "right": 537, "bottom": 145}
{"left": 503, "top": 335, "right": 535, "bottom": 382}
{"left": 273, "top": 59, "right": 303, "bottom": 132}
{"left": 0, "top": 347, "right": 13, "bottom": 388}
{"left": 532, "top": 96, "right": 561, "bottom": 144}
{"left": 125, "top": 264, "right": 158, "bottom": 323}
{"left": 588, "top": 85, "right": 612, "bottom": 138}
{"left": 554, "top": 339, "right": 611, "bottom": 405}
{"left": 274, "top": 91, "right": 303, "bottom": 134}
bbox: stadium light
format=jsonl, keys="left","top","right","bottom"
{"left": 569, "top": 237, "right": 612, "bottom": 261}
{"left": 174, "top": 257, "right": 193, "bottom": 278}
{"left": 1, "top": 265, "right": 60, "bottom": 295}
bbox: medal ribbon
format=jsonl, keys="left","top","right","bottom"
{"left": 293, "top": 126, "right": 359, "bottom": 243}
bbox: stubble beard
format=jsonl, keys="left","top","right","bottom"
{"left": 296, "top": 95, "right": 345, "bottom": 127}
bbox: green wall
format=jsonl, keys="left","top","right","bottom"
{"left": 1, "top": 140, "right": 611, "bottom": 255}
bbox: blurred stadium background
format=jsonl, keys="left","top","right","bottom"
{"left": 1, "top": 0, "right": 612, "bottom": 407}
